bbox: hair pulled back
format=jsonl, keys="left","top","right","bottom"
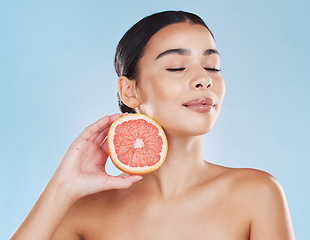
{"left": 114, "top": 10, "right": 213, "bottom": 113}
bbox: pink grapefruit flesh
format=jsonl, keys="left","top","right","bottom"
{"left": 107, "top": 114, "right": 168, "bottom": 174}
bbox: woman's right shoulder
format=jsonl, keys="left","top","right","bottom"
{"left": 71, "top": 188, "right": 124, "bottom": 215}
{"left": 52, "top": 188, "right": 124, "bottom": 239}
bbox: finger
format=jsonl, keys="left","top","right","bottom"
{"left": 90, "top": 113, "right": 122, "bottom": 144}
{"left": 100, "top": 140, "right": 108, "bottom": 152}
{"left": 92, "top": 127, "right": 110, "bottom": 146}
{"left": 78, "top": 114, "right": 121, "bottom": 141}
{"left": 111, "top": 113, "right": 123, "bottom": 122}
{"left": 89, "top": 113, "right": 121, "bottom": 142}
{"left": 78, "top": 116, "right": 110, "bottom": 141}
{"left": 103, "top": 175, "right": 143, "bottom": 190}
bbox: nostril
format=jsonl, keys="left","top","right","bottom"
{"left": 195, "top": 83, "right": 203, "bottom": 88}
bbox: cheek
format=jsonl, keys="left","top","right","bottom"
{"left": 138, "top": 76, "right": 183, "bottom": 105}
{"left": 220, "top": 80, "right": 226, "bottom": 100}
{"left": 156, "top": 80, "right": 183, "bottom": 102}
{"left": 214, "top": 77, "right": 225, "bottom": 101}
{"left": 136, "top": 78, "right": 184, "bottom": 122}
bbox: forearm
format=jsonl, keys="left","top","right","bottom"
{"left": 9, "top": 114, "right": 141, "bottom": 239}
{"left": 9, "top": 180, "right": 76, "bottom": 240}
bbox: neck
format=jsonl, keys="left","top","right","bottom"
{"left": 145, "top": 133, "right": 207, "bottom": 198}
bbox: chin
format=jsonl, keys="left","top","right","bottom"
{"left": 190, "top": 125, "right": 215, "bottom": 136}
{"left": 151, "top": 110, "right": 219, "bottom": 137}
{"left": 164, "top": 122, "right": 216, "bottom": 137}
{"left": 187, "top": 115, "right": 218, "bottom": 136}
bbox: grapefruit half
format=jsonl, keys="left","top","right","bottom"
{"left": 107, "top": 114, "right": 168, "bottom": 174}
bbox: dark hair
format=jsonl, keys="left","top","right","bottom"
{"left": 114, "top": 10, "right": 214, "bottom": 113}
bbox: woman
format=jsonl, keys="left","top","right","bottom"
{"left": 10, "top": 11, "right": 295, "bottom": 239}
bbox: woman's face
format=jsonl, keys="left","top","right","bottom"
{"left": 135, "top": 22, "right": 225, "bottom": 136}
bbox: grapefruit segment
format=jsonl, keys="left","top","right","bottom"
{"left": 107, "top": 114, "right": 168, "bottom": 174}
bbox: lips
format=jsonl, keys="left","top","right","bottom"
{"left": 183, "top": 97, "right": 215, "bottom": 113}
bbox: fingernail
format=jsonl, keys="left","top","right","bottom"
{"left": 134, "top": 176, "right": 143, "bottom": 182}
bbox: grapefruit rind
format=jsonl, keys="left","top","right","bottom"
{"left": 107, "top": 114, "right": 168, "bottom": 175}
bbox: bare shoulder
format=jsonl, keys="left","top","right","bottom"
{"left": 53, "top": 173, "right": 137, "bottom": 238}
{"left": 207, "top": 164, "right": 295, "bottom": 239}
{"left": 207, "top": 163, "right": 283, "bottom": 195}
{"left": 52, "top": 189, "right": 121, "bottom": 239}
{"left": 233, "top": 167, "right": 281, "bottom": 190}
{"left": 212, "top": 164, "right": 288, "bottom": 210}
{"left": 200, "top": 163, "right": 287, "bottom": 212}
{"left": 229, "top": 167, "right": 287, "bottom": 206}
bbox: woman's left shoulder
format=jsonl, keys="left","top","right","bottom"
{"left": 209, "top": 164, "right": 281, "bottom": 189}
{"left": 223, "top": 168, "right": 294, "bottom": 238}
{"left": 228, "top": 167, "right": 284, "bottom": 196}
{"left": 228, "top": 168, "right": 291, "bottom": 224}
{"left": 205, "top": 165, "right": 294, "bottom": 238}
{"left": 206, "top": 163, "right": 287, "bottom": 202}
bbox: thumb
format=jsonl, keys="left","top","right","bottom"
{"left": 103, "top": 175, "right": 143, "bottom": 190}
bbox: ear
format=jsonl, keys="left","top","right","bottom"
{"left": 117, "top": 76, "right": 140, "bottom": 109}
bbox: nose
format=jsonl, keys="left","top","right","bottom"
{"left": 191, "top": 68, "right": 212, "bottom": 89}
{"left": 195, "top": 81, "right": 211, "bottom": 89}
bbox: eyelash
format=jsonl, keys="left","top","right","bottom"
{"left": 166, "top": 68, "right": 185, "bottom": 72}
{"left": 166, "top": 68, "right": 221, "bottom": 72}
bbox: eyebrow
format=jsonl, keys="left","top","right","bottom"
{"left": 204, "top": 49, "right": 220, "bottom": 56}
{"left": 155, "top": 48, "right": 189, "bottom": 59}
{"left": 155, "top": 48, "right": 220, "bottom": 60}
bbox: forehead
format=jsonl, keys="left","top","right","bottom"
{"left": 144, "top": 22, "right": 216, "bottom": 58}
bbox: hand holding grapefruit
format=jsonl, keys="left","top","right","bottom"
{"left": 107, "top": 114, "right": 168, "bottom": 174}
{"left": 52, "top": 114, "right": 144, "bottom": 200}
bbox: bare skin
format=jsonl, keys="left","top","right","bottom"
{"left": 10, "top": 115, "right": 295, "bottom": 240}
{"left": 10, "top": 22, "right": 295, "bottom": 239}
{"left": 50, "top": 137, "right": 294, "bottom": 240}
{"left": 10, "top": 114, "right": 144, "bottom": 240}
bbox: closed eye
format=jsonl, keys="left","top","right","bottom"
{"left": 166, "top": 68, "right": 186, "bottom": 72}
{"left": 204, "top": 68, "right": 221, "bottom": 72}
